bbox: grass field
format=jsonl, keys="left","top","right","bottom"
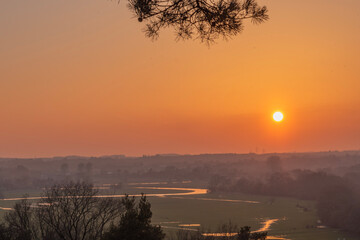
{"left": 147, "top": 192, "right": 358, "bottom": 240}
{"left": 0, "top": 183, "right": 358, "bottom": 240}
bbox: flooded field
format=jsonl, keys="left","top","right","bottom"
{"left": 0, "top": 182, "right": 358, "bottom": 240}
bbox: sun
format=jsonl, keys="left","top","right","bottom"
{"left": 273, "top": 111, "right": 284, "bottom": 122}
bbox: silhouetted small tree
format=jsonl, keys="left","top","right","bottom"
{"left": 102, "top": 194, "right": 165, "bottom": 240}
{"left": 37, "top": 182, "right": 122, "bottom": 240}
{"left": 238, "top": 226, "right": 251, "bottom": 240}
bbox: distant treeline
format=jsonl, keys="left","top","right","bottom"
{"left": 0, "top": 151, "right": 360, "bottom": 192}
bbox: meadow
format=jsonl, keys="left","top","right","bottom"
{"left": 0, "top": 182, "right": 357, "bottom": 240}
{"left": 147, "top": 191, "right": 358, "bottom": 240}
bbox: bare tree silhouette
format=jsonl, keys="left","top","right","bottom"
{"left": 2, "top": 182, "right": 123, "bottom": 240}
{"left": 127, "top": 0, "right": 268, "bottom": 43}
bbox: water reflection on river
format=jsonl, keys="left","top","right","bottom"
{"left": 160, "top": 218, "right": 288, "bottom": 240}
{"left": 0, "top": 186, "right": 257, "bottom": 204}
{"left": 0, "top": 187, "right": 207, "bottom": 201}
{"left": 201, "top": 219, "right": 289, "bottom": 240}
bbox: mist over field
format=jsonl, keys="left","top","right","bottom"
{"left": 0, "top": 151, "right": 360, "bottom": 239}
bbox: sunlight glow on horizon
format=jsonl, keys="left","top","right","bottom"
{"left": 0, "top": 0, "right": 360, "bottom": 157}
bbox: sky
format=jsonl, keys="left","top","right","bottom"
{"left": 1, "top": 0, "right": 360, "bottom": 157}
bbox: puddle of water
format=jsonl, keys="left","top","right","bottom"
{"left": 201, "top": 218, "right": 290, "bottom": 240}
{"left": 169, "top": 196, "right": 259, "bottom": 204}
{"left": 93, "top": 186, "right": 111, "bottom": 190}
{"left": 317, "top": 225, "right": 327, "bottom": 229}
{"left": 128, "top": 182, "right": 169, "bottom": 185}
{"left": 178, "top": 224, "right": 201, "bottom": 227}
{"left": 2, "top": 196, "right": 43, "bottom": 201}
{"left": 0, "top": 207, "right": 13, "bottom": 211}
{"left": 161, "top": 226, "right": 199, "bottom": 232}
{"left": 202, "top": 233, "right": 237, "bottom": 237}
{"left": 128, "top": 181, "right": 192, "bottom": 185}
{"left": 182, "top": 181, "right": 192, "bottom": 184}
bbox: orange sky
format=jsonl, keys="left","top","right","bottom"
{"left": 1, "top": 0, "right": 360, "bottom": 157}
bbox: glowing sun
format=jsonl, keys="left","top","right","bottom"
{"left": 273, "top": 112, "right": 284, "bottom": 122}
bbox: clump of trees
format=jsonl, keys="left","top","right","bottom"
{"left": 102, "top": 194, "right": 165, "bottom": 240}
{"left": 0, "top": 182, "right": 165, "bottom": 240}
{"left": 317, "top": 184, "right": 360, "bottom": 234}
{"left": 208, "top": 170, "right": 350, "bottom": 200}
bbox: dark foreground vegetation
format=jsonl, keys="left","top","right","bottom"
{"left": 0, "top": 182, "right": 266, "bottom": 240}
{"left": 0, "top": 182, "right": 164, "bottom": 240}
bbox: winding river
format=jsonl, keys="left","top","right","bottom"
{"left": 0, "top": 186, "right": 289, "bottom": 239}
{"left": 160, "top": 218, "right": 288, "bottom": 240}
{"left": 0, "top": 187, "right": 208, "bottom": 201}
{"left": 201, "top": 219, "right": 289, "bottom": 240}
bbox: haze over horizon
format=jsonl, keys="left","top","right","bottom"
{"left": 1, "top": 149, "right": 360, "bottom": 160}
{"left": 1, "top": 0, "right": 360, "bottom": 158}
